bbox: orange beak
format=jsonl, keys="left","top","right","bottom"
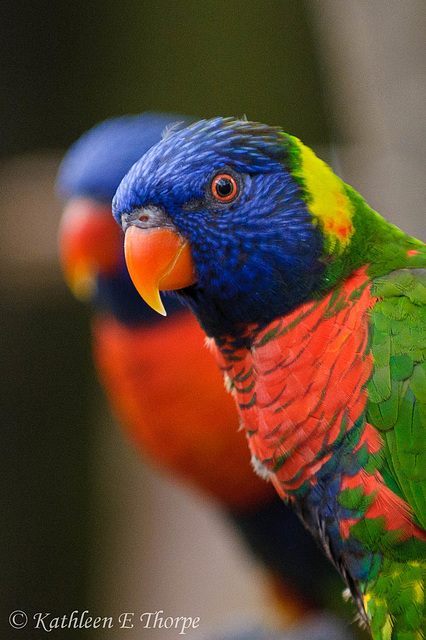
{"left": 58, "top": 198, "right": 123, "bottom": 299}
{"left": 124, "top": 225, "right": 196, "bottom": 315}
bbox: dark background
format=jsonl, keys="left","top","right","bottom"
{"left": 0, "top": 0, "right": 331, "bottom": 160}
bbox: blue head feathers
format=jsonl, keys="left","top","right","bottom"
{"left": 113, "top": 117, "right": 325, "bottom": 339}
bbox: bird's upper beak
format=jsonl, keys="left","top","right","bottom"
{"left": 123, "top": 207, "right": 196, "bottom": 316}
{"left": 58, "top": 198, "right": 123, "bottom": 300}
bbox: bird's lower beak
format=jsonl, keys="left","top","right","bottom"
{"left": 59, "top": 199, "right": 122, "bottom": 300}
{"left": 124, "top": 225, "right": 196, "bottom": 315}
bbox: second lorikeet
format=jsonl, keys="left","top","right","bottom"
{"left": 114, "top": 117, "right": 426, "bottom": 639}
{"left": 57, "top": 114, "right": 350, "bottom": 628}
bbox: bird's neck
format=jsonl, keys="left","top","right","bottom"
{"left": 288, "top": 135, "right": 423, "bottom": 292}
{"left": 318, "top": 185, "right": 423, "bottom": 294}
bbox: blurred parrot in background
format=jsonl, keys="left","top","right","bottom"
{"left": 57, "top": 114, "right": 356, "bottom": 636}
{"left": 114, "top": 117, "right": 426, "bottom": 640}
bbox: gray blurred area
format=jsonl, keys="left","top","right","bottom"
{"left": 0, "top": 1, "right": 424, "bottom": 639}
{"left": 311, "top": 0, "right": 425, "bottom": 234}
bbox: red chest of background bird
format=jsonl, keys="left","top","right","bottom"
{"left": 93, "top": 309, "right": 276, "bottom": 511}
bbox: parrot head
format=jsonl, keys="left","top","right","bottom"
{"left": 57, "top": 113, "right": 193, "bottom": 301}
{"left": 113, "top": 117, "right": 376, "bottom": 340}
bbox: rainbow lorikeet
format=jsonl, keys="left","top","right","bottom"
{"left": 57, "top": 114, "right": 349, "bottom": 626}
{"left": 113, "top": 117, "right": 426, "bottom": 640}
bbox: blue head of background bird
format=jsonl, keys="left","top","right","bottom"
{"left": 58, "top": 112, "right": 194, "bottom": 324}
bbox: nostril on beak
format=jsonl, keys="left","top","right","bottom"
{"left": 122, "top": 205, "right": 170, "bottom": 232}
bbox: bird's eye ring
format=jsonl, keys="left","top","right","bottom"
{"left": 211, "top": 173, "right": 239, "bottom": 202}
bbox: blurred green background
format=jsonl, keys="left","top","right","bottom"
{"left": 0, "top": 1, "right": 424, "bottom": 638}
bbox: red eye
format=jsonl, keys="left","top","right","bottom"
{"left": 211, "top": 173, "right": 238, "bottom": 202}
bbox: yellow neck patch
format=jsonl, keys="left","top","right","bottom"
{"left": 289, "top": 136, "right": 355, "bottom": 255}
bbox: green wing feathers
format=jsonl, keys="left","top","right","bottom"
{"left": 368, "top": 266, "right": 426, "bottom": 531}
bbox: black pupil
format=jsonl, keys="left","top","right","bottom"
{"left": 216, "top": 177, "right": 233, "bottom": 198}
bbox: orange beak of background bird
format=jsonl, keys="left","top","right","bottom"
{"left": 124, "top": 226, "right": 197, "bottom": 316}
{"left": 59, "top": 198, "right": 123, "bottom": 299}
